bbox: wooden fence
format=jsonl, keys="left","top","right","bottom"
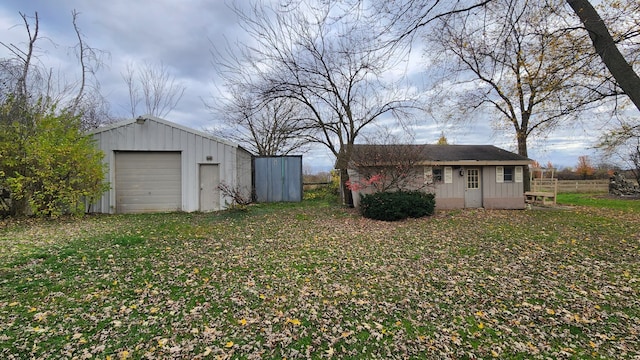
{"left": 303, "top": 182, "right": 331, "bottom": 191}
{"left": 556, "top": 180, "right": 609, "bottom": 193}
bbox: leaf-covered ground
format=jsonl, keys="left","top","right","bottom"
{"left": 1, "top": 200, "right": 639, "bottom": 359}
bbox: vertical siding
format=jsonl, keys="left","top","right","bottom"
{"left": 90, "top": 118, "right": 248, "bottom": 213}
{"left": 483, "top": 166, "right": 525, "bottom": 209}
{"left": 236, "top": 148, "right": 253, "bottom": 202}
{"left": 483, "top": 166, "right": 525, "bottom": 198}
{"left": 435, "top": 167, "right": 464, "bottom": 206}
{"left": 484, "top": 167, "right": 498, "bottom": 197}
{"left": 254, "top": 156, "right": 302, "bottom": 202}
{"left": 348, "top": 165, "right": 524, "bottom": 210}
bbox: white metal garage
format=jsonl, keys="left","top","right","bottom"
{"left": 89, "top": 115, "right": 253, "bottom": 214}
{"left": 115, "top": 151, "right": 181, "bottom": 213}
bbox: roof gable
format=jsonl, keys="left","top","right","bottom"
{"left": 88, "top": 115, "right": 238, "bottom": 148}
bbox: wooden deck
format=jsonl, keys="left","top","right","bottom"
{"left": 526, "top": 178, "right": 558, "bottom": 205}
{"left": 525, "top": 191, "right": 556, "bottom": 205}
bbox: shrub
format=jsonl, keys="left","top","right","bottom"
{"left": 304, "top": 185, "right": 339, "bottom": 203}
{"left": 1, "top": 100, "right": 108, "bottom": 217}
{"left": 304, "top": 170, "right": 340, "bottom": 203}
{"left": 360, "top": 191, "right": 435, "bottom": 221}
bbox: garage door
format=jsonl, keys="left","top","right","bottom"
{"left": 115, "top": 151, "right": 181, "bottom": 213}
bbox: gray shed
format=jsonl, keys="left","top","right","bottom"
{"left": 254, "top": 156, "right": 303, "bottom": 202}
{"left": 89, "top": 115, "right": 252, "bottom": 213}
{"left": 348, "top": 144, "right": 532, "bottom": 210}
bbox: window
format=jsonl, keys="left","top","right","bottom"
{"left": 425, "top": 166, "right": 444, "bottom": 184}
{"left": 504, "top": 167, "right": 514, "bottom": 182}
{"left": 433, "top": 167, "right": 443, "bottom": 183}
{"left": 467, "top": 169, "right": 479, "bottom": 189}
{"left": 497, "top": 166, "right": 523, "bottom": 183}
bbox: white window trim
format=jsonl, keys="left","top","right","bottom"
{"left": 515, "top": 166, "right": 523, "bottom": 183}
{"left": 496, "top": 166, "right": 504, "bottom": 183}
{"left": 444, "top": 167, "right": 453, "bottom": 184}
{"left": 424, "top": 166, "right": 433, "bottom": 184}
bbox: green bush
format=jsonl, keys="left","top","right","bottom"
{"left": 360, "top": 191, "right": 435, "bottom": 221}
{"left": 1, "top": 99, "right": 108, "bottom": 217}
{"left": 304, "top": 185, "right": 339, "bottom": 203}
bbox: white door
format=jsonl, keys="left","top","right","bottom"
{"left": 115, "top": 152, "right": 181, "bottom": 213}
{"left": 464, "top": 168, "right": 482, "bottom": 208}
{"left": 199, "top": 164, "right": 220, "bottom": 211}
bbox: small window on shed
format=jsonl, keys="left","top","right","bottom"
{"left": 425, "top": 167, "right": 444, "bottom": 184}
{"left": 433, "top": 167, "right": 443, "bottom": 183}
{"left": 504, "top": 167, "right": 514, "bottom": 182}
{"left": 497, "top": 166, "right": 515, "bottom": 183}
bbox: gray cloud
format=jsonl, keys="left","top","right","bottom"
{"left": 0, "top": 0, "right": 605, "bottom": 171}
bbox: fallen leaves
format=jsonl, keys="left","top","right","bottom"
{"left": 0, "top": 204, "right": 638, "bottom": 358}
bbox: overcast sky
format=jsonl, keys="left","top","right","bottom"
{"left": 0, "top": 0, "right": 610, "bottom": 171}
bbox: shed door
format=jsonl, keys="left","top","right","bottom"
{"left": 199, "top": 164, "right": 220, "bottom": 211}
{"left": 115, "top": 151, "right": 181, "bottom": 213}
{"left": 464, "top": 168, "right": 482, "bottom": 208}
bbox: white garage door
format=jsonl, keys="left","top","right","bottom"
{"left": 115, "top": 151, "right": 181, "bottom": 213}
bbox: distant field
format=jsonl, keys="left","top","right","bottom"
{"left": 1, "top": 198, "right": 638, "bottom": 359}
{"left": 557, "top": 193, "right": 640, "bottom": 211}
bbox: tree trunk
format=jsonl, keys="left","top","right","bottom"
{"left": 516, "top": 130, "right": 531, "bottom": 191}
{"left": 335, "top": 144, "right": 355, "bottom": 207}
{"left": 516, "top": 130, "right": 528, "bottom": 158}
{"left": 567, "top": 0, "right": 640, "bottom": 112}
{"left": 339, "top": 167, "right": 354, "bottom": 207}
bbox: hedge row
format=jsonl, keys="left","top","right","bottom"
{"left": 359, "top": 191, "right": 435, "bottom": 221}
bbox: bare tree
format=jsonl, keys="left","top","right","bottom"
{"left": 427, "top": 0, "right": 613, "bottom": 158}
{"left": 374, "top": 0, "right": 494, "bottom": 45}
{"left": 122, "top": 63, "right": 141, "bottom": 118}
{"left": 69, "top": 11, "right": 107, "bottom": 113}
{"left": 0, "top": 12, "right": 41, "bottom": 105}
{"left": 568, "top": 0, "right": 640, "bottom": 172}
{"left": 75, "top": 90, "right": 114, "bottom": 131}
{"left": 122, "top": 60, "right": 186, "bottom": 118}
{"left": 567, "top": 0, "right": 640, "bottom": 112}
{"left": 0, "top": 11, "right": 111, "bottom": 129}
{"left": 348, "top": 143, "right": 426, "bottom": 193}
{"left": 210, "top": 87, "right": 310, "bottom": 155}
{"left": 68, "top": 10, "right": 112, "bottom": 130}
{"left": 0, "top": 11, "right": 110, "bottom": 216}
{"left": 217, "top": 0, "right": 419, "bottom": 205}
{"left": 377, "top": 0, "right": 639, "bottom": 112}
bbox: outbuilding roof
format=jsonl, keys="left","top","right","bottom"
{"left": 350, "top": 144, "right": 532, "bottom": 166}
{"left": 88, "top": 114, "right": 240, "bottom": 149}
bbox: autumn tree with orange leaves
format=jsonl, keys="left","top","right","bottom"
{"left": 575, "top": 155, "right": 596, "bottom": 179}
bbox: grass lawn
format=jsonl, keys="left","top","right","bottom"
{"left": 1, "top": 196, "right": 639, "bottom": 359}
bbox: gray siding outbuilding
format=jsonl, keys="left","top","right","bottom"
{"left": 348, "top": 144, "right": 532, "bottom": 210}
{"left": 254, "top": 156, "right": 303, "bottom": 202}
{"left": 89, "top": 115, "right": 252, "bottom": 214}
